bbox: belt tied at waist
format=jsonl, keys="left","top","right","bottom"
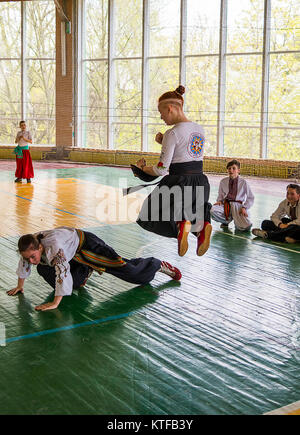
{"left": 169, "top": 161, "right": 203, "bottom": 175}
{"left": 74, "top": 229, "right": 126, "bottom": 273}
{"left": 13, "top": 145, "right": 29, "bottom": 158}
{"left": 123, "top": 160, "right": 204, "bottom": 196}
{"left": 223, "top": 198, "right": 243, "bottom": 220}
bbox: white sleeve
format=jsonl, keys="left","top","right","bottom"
{"left": 152, "top": 130, "right": 176, "bottom": 176}
{"left": 243, "top": 182, "right": 255, "bottom": 210}
{"left": 16, "top": 257, "right": 32, "bottom": 279}
{"left": 216, "top": 179, "right": 226, "bottom": 203}
{"left": 287, "top": 208, "right": 300, "bottom": 226}
{"left": 271, "top": 201, "right": 287, "bottom": 226}
{"left": 51, "top": 249, "right": 73, "bottom": 296}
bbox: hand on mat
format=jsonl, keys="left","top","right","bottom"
{"left": 214, "top": 201, "right": 222, "bottom": 206}
{"left": 7, "top": 287, "right": 24, "bottom": 296}
{"left": 155, "top": 132, "right": 163, "bottom": 144}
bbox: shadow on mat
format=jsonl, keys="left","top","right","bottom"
{"left": 6, "top": 280, "right": 180, "bottom": 342}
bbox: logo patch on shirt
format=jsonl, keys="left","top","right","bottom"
{"left": 187, "top": 134, "right": 204, "bottom": 158}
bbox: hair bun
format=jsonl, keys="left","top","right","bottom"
{"left": 175, "top": 85, "right": 185, "bottom": 96}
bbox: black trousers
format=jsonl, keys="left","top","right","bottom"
{"left": 261, "top": 218, "right": 300, "bottom": 242}
{"left": 37, "top": 231, "right": 162, "bottom": 291}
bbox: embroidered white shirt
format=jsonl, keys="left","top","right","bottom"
{"left": 152, "top": 122, "right": 205, "bottom": 176}
{"left": 216, "top": 176, "right": 255, "bottom": 210}
{"left": 271, "top": 199, "right": 300, "bottom": 226}
{"left": 16, "top": 227, "right": 80, "bottom": 296}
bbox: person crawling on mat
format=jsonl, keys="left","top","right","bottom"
{"left": 7, "top": 226, "right": 181, "bottom": 311}
{"left": 252, "top": 184, "right": 300, "bottom": 243}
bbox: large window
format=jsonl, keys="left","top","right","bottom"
{"left": 0, "top": 0, "right": 55, "bottom": 145}
{"left": 77, "top": 0, "right": 299, "bottom": 160}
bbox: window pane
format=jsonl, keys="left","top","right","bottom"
{"left": 186, "top": 0, "right": 220, "bottom": 55}
{"left": 225, "top": 55, "right": 262, "bottom": 126}
{"left": 115, "top": 0, "right": 142, "bottom": 58}
{"left": 268, "top": 53, "right": 299, "bottom": 128}
{"left": 227, "top": 0, "right": 264, "bottom": 53}
{"left": 0, "top": 60, "right": 21, "bottom": 118}
{"left": 147, "top": 123, "right": 169, "bottom": 153}
{"left": 85, "top": 0, "right": 108, "bottom": 59}
{"left": 224, "top": 128, "right": 260, "bottom": 158}
{"left": 26, "top": 0, "right": 55, "bottom": 59}
{"left": 270, "top": 0, "right": 300, "bottom": 51}
{"left": 0, "top": 60, "right": 21, "bottom": 144}
{"left": 114, "top": 124, "right": 141, "bottom": 151}
{"left": 26, "top": 119, "right": 55, "bottom": 145}
{"left": 0, "top": 1, "right": 21, "bottom": 58}
{"left": 27, "top": 60, "right": 55, "bottom": 144}
{"left": 0, "top": 119, "right": 21, "bottom": 145}
{"left": 268, "top": 52, "right": 299, "bottom": 160}
{"left": 114, "top": 60, "right": 142, "bottom": 123}
{"left": 267, "top": 129, "right": 300, "bottom": 161}
{"left": 202, "top": 126, "right": 217, "bottom": 156}
{"left": 149, "top": 0, "right": 180, "bottom": 56}
{"left": 84, "top": 61, "right": 108, "bottom": 124}
{"left": 185, "top": 57, "right": 219, "bottom": 124}
{"left": 148, "top": 58, "right": 179, "bottom": 115}
{"left": 83, "top": 122, "right": 107, "bottom": 148}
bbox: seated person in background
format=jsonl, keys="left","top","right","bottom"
{"left": 252, "top": 183, "right": 300, "bottom": 244}
{"left": 210, "top": 160, "right": 254, "bottom": 231}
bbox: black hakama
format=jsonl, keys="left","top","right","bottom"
{"left": 136, "top": 161, "right": 212, "bottom": 238}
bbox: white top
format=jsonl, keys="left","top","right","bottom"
{"left": 216, "top": 176, "right": 255, "bottom": 210}
{"left": 16, "top": 130, "right": 32, "bottom": 147}
{"left": 271, "top": 199, "right": 300, "bottom": 226}
{"left": 152, "top": 122, "right": 205, "bottom": 176}
{"left": 16, "top": 227, "right": 80, "bottom": 297}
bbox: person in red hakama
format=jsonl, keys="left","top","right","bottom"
{"left": 14, "top": 120, "right": 34, "bottom": 183}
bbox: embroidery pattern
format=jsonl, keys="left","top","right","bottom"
{"left": 187, "top": 134, "right": 204, "bottom": 158}
{"left": 157, "top": 161, "right": 166, "bottom": 169}
{"left": 23, "top": 259, "right": 30, "bottom": 273}
{"left": 52, "top": 249, "right": 68, "bottom": 285}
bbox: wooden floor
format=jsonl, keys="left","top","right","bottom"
{"left": 0, "top": 161, "right": 299, "bottom": 415}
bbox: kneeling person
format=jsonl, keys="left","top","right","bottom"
{"left": 210, "top": 160, "right": 254, "bottom": 231}
{"left": 7, "top": 226, "right": 181, "bottom": 311}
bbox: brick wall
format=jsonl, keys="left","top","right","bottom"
{"left": 56, "top": 0, "right": 74, "bottom": 155}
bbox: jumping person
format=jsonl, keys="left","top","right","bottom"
{"left": 133, "top": 85, "right": 212, "bottom": 257}
{"left": 252, "top": 184, "right": 300, "bottom": 243}
{"left": 14, "top": 121, "right": 34, "bottom": 183}
{"left": 210, "top": 160, "right": 254, "bottom": 231}
{"left": 7, "top": 226, "right": 181, "bottom": 311}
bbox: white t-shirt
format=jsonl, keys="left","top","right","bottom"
{"left": 152, "top": 122, "right": 205, "bottom": 176}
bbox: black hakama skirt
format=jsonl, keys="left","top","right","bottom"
{"left": 137, "top": 161, "right": 211, "bottom": 238}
